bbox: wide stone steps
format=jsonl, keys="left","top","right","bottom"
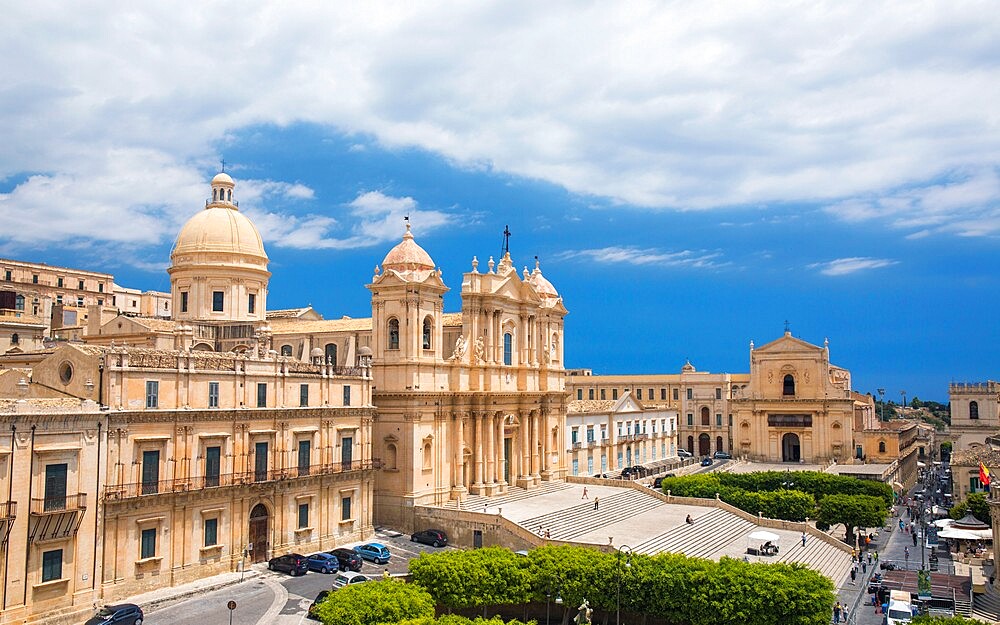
{"left": 634, "top": 508, "right": 755, "bottom": 559}
{"left": 520, "top": 489, "right": 667, "bottom": 541}
{"left": 973, "top": 587, "right": 1000, "bottom": 622}
{"left": 776, "top": 537, "right": 854, "bottom": 585}
{"left": 444, "top": 481, "right": 574, "bottom": 510}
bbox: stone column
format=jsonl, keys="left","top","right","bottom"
{"left": 531, "top": 411, "right": 541, "bottom": 480}
{"left": 473, "top": 412, "right": 484, "bottom": 493}
{"left": 540, "top": 409, "right": 551, "bottom": 479}
{"left": 486, "top": 412, "right": 496, "bottom": 487}
{"left": 497, "top": 412, "right": 507, "bottom": 487}
{"left": 519, "top": 411, "right": 530, "bottom": 487}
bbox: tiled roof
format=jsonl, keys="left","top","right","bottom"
{"left": 128, "top": 317, "right": 178, "bottom": 331}
{"left": 951, "top": 447, "right": 1000, "bottom": 468}
{"left": 266, "top": 308, "right": 312, "bottom": 319}
{"left": 268, "top": 317, "right": 373, "bottom": 334}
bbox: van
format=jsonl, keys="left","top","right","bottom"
{"left": 887, "top": 590, "right": 913, "bottom": 625}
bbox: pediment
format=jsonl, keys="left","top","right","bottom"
{"left": 611, "top": 392, "right": 644, "bottom": 413}
{"left": 491, "top": 275, "right": 539, "bottom": 302}
{"left": 754, "top": 334, "right": 823, "bottom": 354}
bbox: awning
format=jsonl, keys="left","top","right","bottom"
{"left": 748, "top": 530, "right": 781, "bottom": 543}
{"left": 938, "top": 527, "right": 992, "bottom": 541}
{"left": 933, "top": 518, "right": 955, "bottom": 528}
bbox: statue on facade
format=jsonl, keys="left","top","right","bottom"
{"left": 473, "top": 337, "right": 485, "bottom": 364}
{"left": 450, "top": 335, "right": 468, "bottom": 361}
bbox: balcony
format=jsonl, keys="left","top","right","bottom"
{"left": 103, "top": 459, "right": 380, "bottom": 501}
{"left": 28, "top": 494, "right": 86, "bottom": 542}
{"left": 0, "top": 501, "right": 15, "bottom": 546}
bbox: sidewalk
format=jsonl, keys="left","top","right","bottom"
{"left": 116, "top": 565, "right": 264, "bottom": 613}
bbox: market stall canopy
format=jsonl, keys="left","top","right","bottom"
{"left": 953, "top": 514, "right": 989, "bottom": 530}
{"left": 938, "top": 527, "right": 992, "bottom": 541}
{"left": 934, "top": 518, "right": 955, "bottom": 528}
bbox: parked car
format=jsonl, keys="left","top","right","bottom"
{"left": 84, "top": 604, "right": 144, "bottom": 625}
{"left": 307, "top": 590, "right": 330, "bottom": 620}
{"left": 713, "top": 451, "right": 732, "bottom": 459}
{"left": 331, "top": 571, "right": 370, "bottom": 589}
{"left": 700, "top": 456, "right": 713, "bottom": 467}
{"left": 354, "top": 542, "right": 391, "bottom": 564}
{"left": 652, "top": 476, "right": 664, "bottom": 489}
{"left": 306, "top": 552, "right": 339, "bottom": 574}
{"left": 268, "top": 553, "right": 308, "bottom": 576}
{"left": 329, "top": 547, "right": 363, "bottom": 572}
{"left": 677, "top": 449, "right": 693, "bottom": 458}
{"left": 620, "top": 466, "right": 647, "bottom": 478}
{"left": 411, "top": 529, "right": 448, "bottom": 547}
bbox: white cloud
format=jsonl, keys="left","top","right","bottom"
{"left": 810, "top": 257, "right": 898, "bottom": 276}
{"left": 557, "top": 246, "right": 724, "bottom": 269}
{"left": 0, "top": 0, "right": 998, "bottom": 251}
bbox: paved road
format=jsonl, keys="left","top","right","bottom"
{"left": 147, "top": 531, "right": 452, "bottom": 624}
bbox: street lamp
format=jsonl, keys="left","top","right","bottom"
{"left": 616, "top": 545, "right": 633, "bottom": 625}
{"left": 546, "top": 588, "right": 562, "bottom": 625}
{"left": 877, "top": 388, "right": 886, "bottom": 422}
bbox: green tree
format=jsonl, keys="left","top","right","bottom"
{"left": 912, "top": 616, "right": 991, "bottom": 625}
{"left": 950, "top": 493, "right": 990, "bottom": 525}
{"left": 816, "top": 494, "right": 886, "bottom": 541}
{"left": 314, "top": 579, "right": 435, "bottom": 625}
{"left": 409, "top": 547, "right": 532, "bottom": 609}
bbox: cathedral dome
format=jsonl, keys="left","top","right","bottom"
{"left": 528, "top": 259, "right": 560, "bottom": 303}
{"left": 171, "top": 174, "right": 268, "bottom": 263}
{"left": 381, "top": 224, "right": 435, "bottom": 275}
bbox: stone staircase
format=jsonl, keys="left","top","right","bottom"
{"left": 776, "top": 537, "right": 854, "bottom": 585}
{"left": 973, "top": 585, "right": 1000, "bottom": 622}
{"left": 519, "top": 489, "right": 667, "bottom": 541}
{"left": 443, "top": 481, "right": 574, "bottom": 511}
{"left": 633, "top": 508, "right": 755, "bottom": 559}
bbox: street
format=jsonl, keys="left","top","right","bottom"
{"left": 145, "top": 531, "right": 452, "bottom": 624}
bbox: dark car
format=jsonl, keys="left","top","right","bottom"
{"left": 268, "top": 553, "right": 308, "bottom": 576}
{"left": 713, "top": 451, "right": 732, "bottom": 460}
{"left": 620, "top": 466, "right": 647, "bottom": 479}
{"left": 700, "top": 456, "right": 713, "bottom": 466}
{"left": 306, "top": 552, "right": 339, "bottom": 574}
{"left": 85, "top": 604, "right": 143, "bottom": 625}
{"left": 354, "top": 542, "right": 391, "bottom": 564}
{"left": 329, "top": 547, "right": 364, "bottom": 572}
{"left": 411, "top": 529, "right": 448, "bottom": 547}
{"left": 308, "top": 590, "right": 330, "bottom": 620}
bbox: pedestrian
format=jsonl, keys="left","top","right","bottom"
{"left": 898, "top": 519, "right": 904, "bottom": 531}
{"left": 843, "top": 606, "right": 849, "bottom": 623}
{"left": 867, "top": 552, "right": 872, "bottom": 565}
{"left": 594, "top": 496, "right": 599, "bottom": 511}
{"left": 862, "top": 560, "right": 867, "bottom": 574}
{"left": 802, "top": 532, "right": 807, "bottom": 547}
{"left": 833, "top": 601, "right": 842, "bottom": 624}
{"left": 874, "top": 551, "right": 879, "bottom": 562}
{"left": 582, "top": 486, "right": 589, "bottom": 499}
{"left": 383, "top": 568, "right": 391, "bottom": 579}
{"left": 544, "top": 529, "right": 551, "bottom": 539}
{"left": 851, "top": 566, "right": 857, "bottom": 583}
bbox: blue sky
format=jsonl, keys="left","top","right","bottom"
{"left": 2, "top": 3, "right": 999, "bottom": 401}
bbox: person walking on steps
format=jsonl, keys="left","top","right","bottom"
{"left": 582, "top": 487, "right": 589, "bottom": 499}
{"left": 593, "top": 496, "right": 599, "bottom": 511}
{"left": 802, "top": 532, "right": 807, "bottom": 547}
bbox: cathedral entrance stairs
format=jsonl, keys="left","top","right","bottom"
{"left": 519, "top": 489, "right": 666, "bottom": 541}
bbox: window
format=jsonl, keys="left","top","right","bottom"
{"left": 204, "top": 518, "right": 218, "bottom": 547}
{"left": 343, "top": 385, "right": 351, "bottom": 406}
{"left": 32, "top": 274, "right": 38, "bottom": 284}
{"left": 687, "top": 413, "right": 693, "bottom": 426}
{"left": 878, "top": 441, "right": 886, "bottom": 453}
{"left": 299, "top": 383, "right": 309, "bottom": 407}
{"left": 76, "top": 296, "right": 84, "bottom": 306}
{"left": 145, "top": 380, "right": 159, "bottom": 408}
{"left": 701, "top": 407, "right": 710, "bottom": 426}
{"left": 2, "top": 270, "right": 9, "bottom": 281}
{"left": 388, "top": 319, "right": 399, "bottom": 349}
{"left": 422, "top": 317, "right": 432, "bottom": 349}
{"left": 588, "top": 388, "right": 595, "bottom": 400}
{"left": 783, "top": 374, "right": 795, "bottom": 396}
{"left": 673, "top": 388, "right": 679, "bottom": 401}
{"left": 98, "top": 283, "right": 104, "bottom": 293}
{"left": 15, "top": 294, "right": 24, "bottom": 310}
{"left": 612, "top": 389, "right": 618, "bottom": 400}
{"left": 661, "top": 388, "right": 667, "bottom": 400}
{"left": 141, "top": 450, "right": 160, "bottom": 495}
{"left": 571, "top": 428, "right": 579, "bottom": 444}
{"left": 325, "top": 343, "right": 337, "bottom": 365}
{"left": 254, "top": 441, "right": 268, "bottom": 481}
{"left": 205, "top": 446, "right": 221, "bottom": 487}
{"left": 716, "top": 388, "right": 722, "bottom": 399}
{"left": 208, "top": 381, "right": 219, "bottom": 408}
{"left": 97, "top": 298, "right": 103, "bottom": 306}
{"left": 503, "top": 332, "right": 513, "bottom": 365}
{"left": 56, "top": 295, "right": 62, "bottom": 304}
{"left": 41, "top": 549, "right": 62, "bottom": 582}
{"left": 57, "top": 277, "right": 64, "bottom": 287}
{"left": 78, "top": 279, "right": 84, "bottom": 290}
{"left": 576, "top": 389, "right": 583, "bottom": 400}
{"left": 636, "top": 388, "right": 642, "bottom": 400}
{"left": 298, "top": 440, "right": 311, "bottom": 476}
{"left": 180, "top": 292, "right": 188, "bottom": 313}
{"left": 648, "top": 388, "right": 653, "bottom": 399}
{"left": 342, "top": 496, "right": 352, "bottom": 521}
{"left": 212, "top": 291, "right": 224, "bottom": 312}
{"left": 140, "top": 527, "right": 157, "bottom": 559}
{"left": 970, "top": 401, "right": 980, "bottom": 420}
{"left": 586, "top": 426, "right": 595, "bottom": 443}
{"left": 686, "top": 388, "right": 692, "bottom": 400}
{"left": 256, "top": 383, "right": 267, "bottom": 407}
{"left": 572, "top": 459, "right": 579, "bottom": 475}
{"left": 600, "top": 389, "right": 606, "bottom": 400}
{"left": 716, "top": 413, "right": 723, "bottom": 426}
{"left": 44, "top": 463, "right": 67, "bottom": 511}
{"left": 298, "top": 502, "right": 310, "bottom": 528}
{"left": 280, "top": 344, "right": 293, "bottom": 357}
{"left": 248, "top": 293, "right": 256, "bottom": 314}
{"left": 10, "top": 333, "right": 17, "bottom": 345}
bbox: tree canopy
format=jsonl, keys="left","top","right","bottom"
{"left": 314, "top": 579, "right": 435, "bottom": 625}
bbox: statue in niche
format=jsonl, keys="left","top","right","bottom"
{"left": 451, "top": 335, "right": 468, "bottom": 361}
{"left": 473, "top": 337, "right": 486, "bottom": 364}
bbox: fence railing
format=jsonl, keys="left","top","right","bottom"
{"left": 30, "top": 494, "right": 87, "bottom": 515}
{"left": 0, "top": 501, "right": 15, "bottom": 519}
{"left": 104, "top": 459, "right": 381, "bottom": 501}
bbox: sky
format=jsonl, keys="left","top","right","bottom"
{"left": 2, "top": 2, "right": 999, "bottom": 402}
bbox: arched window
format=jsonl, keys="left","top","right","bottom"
{"left": 227, "top": 189, "right": 232, "bottom": 201}
{"left": 213, "top": 188, "right": 217, "bottom": 201}
{"left": 325, "top": 343, "right": 337, "bottom": 365}
{"left": 970, "top": 401, "right": 980, "bottom": 420}
{"left": 701, "top": 406, "right": 710, "bottom": 426}
{"left": 388, "top": 319, "right": 399, "bottom": 350}
{"left": 503, "top": 332, "right": 513, "bottom": 365}
{"left": 280, "top": 344, "right": 293, "bottom": 357}
{"left": 422, "top": 317, "right": 432, "bottom": 350}
{"left": 878, "top": 440, "right": 886, "bottom": 453}
{"left": 783, "top": 374, "right": 795, "bottom": 396}
{"left": 10, "top": 333, "right": 19, "bottom": 345}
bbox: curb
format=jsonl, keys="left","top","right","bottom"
{"left": 141, "top": 570, "right": 262, "bottom": 613}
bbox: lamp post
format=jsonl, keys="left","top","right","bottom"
{"left": 877, "top": 388, "right": 886, "bottom": 422}
{"left": 546, "top": 586, "right": 562, "bottom": 625}
{"left": 616, "top": 545, "right": 633, "bottom": 625}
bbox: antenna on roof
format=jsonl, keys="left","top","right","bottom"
{"left": 501, "top": 225, "right": 511, "bottom": 257}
